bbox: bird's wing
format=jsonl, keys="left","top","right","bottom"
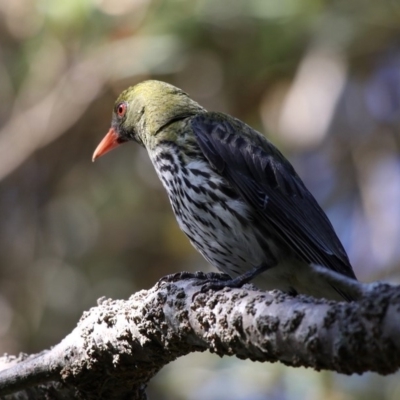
{"left": 191, "top": 112, "right": 356, "bottom": 280}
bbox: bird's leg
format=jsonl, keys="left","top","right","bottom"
{"left": 198, "top": 263, "right": 271, "bottom": 292}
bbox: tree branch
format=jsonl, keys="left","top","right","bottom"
{"left": 0, "top": 272, "right": 399, "bottom": 399}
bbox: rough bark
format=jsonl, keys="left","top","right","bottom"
{"left": 0, "top": 271, "right": 399, "bottom": 400}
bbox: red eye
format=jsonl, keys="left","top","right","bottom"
{"left": 117, "top": 103, "right": 127, "bottom": 117}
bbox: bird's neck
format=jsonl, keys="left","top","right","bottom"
{"left": 145, "top": 117, "right": 199, "bottom": 152}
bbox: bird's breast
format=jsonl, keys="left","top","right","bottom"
{"left": 149, "top": 145, "right": 270, "bottom": 275}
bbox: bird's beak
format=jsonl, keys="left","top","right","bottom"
{"left": 92, "top": 128, "right": 125, "bottom": 162}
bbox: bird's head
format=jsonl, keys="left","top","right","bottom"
{"left": 92, "top": 80, "right": 204, "bottom": 161}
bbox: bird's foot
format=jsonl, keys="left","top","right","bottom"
{"left": 197, "top": 276, "right": 248, "bottom": 293}
{"left": 158, "top": 271, "right": 230, "bottom": 285}
{"left": 196, "top": 263, "right": 270, "bottom": 293}
{"left": 158, "top": 266, "right": 270, "bottom": 300}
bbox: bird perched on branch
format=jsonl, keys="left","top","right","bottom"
{"left": 93, "top": 80, "right": 357, "bottom": 301}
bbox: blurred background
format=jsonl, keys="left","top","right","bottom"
{"left": 1, "top": 0, "right": 400, "bottom": 398}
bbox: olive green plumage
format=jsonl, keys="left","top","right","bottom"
{"left": 100, "top": 80, "right": 358, "bottom": 301}
{"left": 114, "top": 81, "right": 205, "bottom": 149}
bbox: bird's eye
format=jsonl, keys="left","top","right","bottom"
{"left": 117, "top": 103, "right": 127, "bottom": 117}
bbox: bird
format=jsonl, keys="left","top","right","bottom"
{"left": 92, "top": 80, "right": 358, "bottom": 301}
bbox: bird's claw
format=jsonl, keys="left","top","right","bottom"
{"left": 190, "top": 273, "right": 234, "bottom": 300}
{"left": 158, "top": 271, "right": 230, "bottom": 285}
{"left": 158, "top": 271, "right": 251, "bottom": 300}
{"left": 158, "top": 271, "right": 199, "bottom": 284}
{"left": 196, "top": 278, "right": 233, "bottom": 292}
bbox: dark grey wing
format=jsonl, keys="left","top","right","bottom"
{"left": 191, "top": 112, "right": 357, "bottom": 281}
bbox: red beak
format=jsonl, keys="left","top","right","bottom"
{"left": 92, "top": 128, "right": 125, "bottom": 162}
